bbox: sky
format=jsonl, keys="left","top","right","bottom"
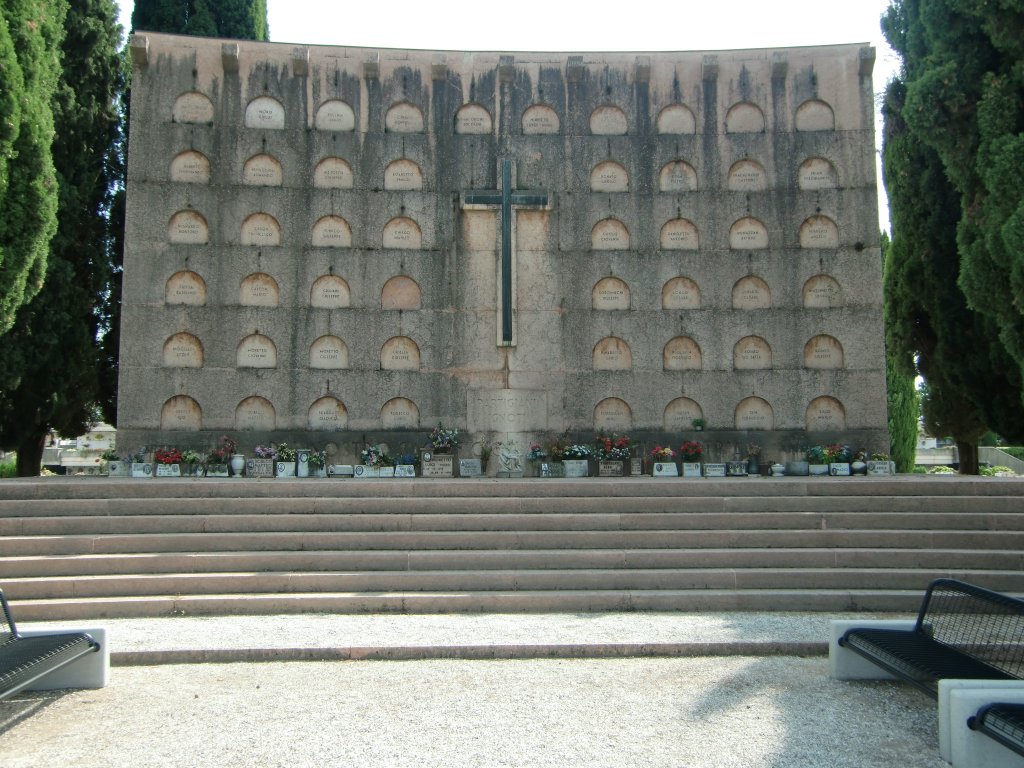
{"left": 116, "top": 0, "right": 900, "bottom": 229}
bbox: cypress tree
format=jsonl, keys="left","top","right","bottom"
{"left": 881, "top": 232, "right": 918, "bottom": 473}
{"left": 132, "top": 0, "right": 268, "bottom": 40}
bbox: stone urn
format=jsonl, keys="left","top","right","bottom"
{"left": 229, "top": 454, "right": 245, "bottom": 476}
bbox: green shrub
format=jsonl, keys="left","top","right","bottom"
{"left": 0, "top": 461, "right": 16, "bottom": 478}
{"left": 1000, "top": 447, "right": 1024, "bottom": 461}
{"left": 927, "top": 465, "right": 956, "bottom": 474}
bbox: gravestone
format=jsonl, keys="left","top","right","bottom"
{"left": 734, "top": 336, "right": 772, "bottom": 370}
{"left": 381, "top": 276, "right": 421, "bottom": 310}
{"left": 310, "top": 276, "right": 351, "bottom": 308}
{"left": 243, "top": 154, "right": 283, "bottom": 186}
{"left": 594, "top": 398, "right": 631, "bottom": 431}
{"left": 386, "top": 103, "right": 424, "bottom": 133}
{"left": 661, "top": 277, "right": 700, "bottom": 309}
{"left": 235, "top": 397, "right": 275, "bottom": 430}
{"left": 804, "top": 335, "right": 844, "bottom": 369}
{"left": 312, "top": 216, "right": 351, "bottom": 247}
{"left": 455, "top": 104, "right": 492, "bottom": 134}
{"left": 592, "top": 277, "right": 630, "bottom": 310}
{"left": 384, "top": 159, "right": 423, "bottom": 191}
{"left": 161, "top": 395, "right": 202, "bottom": 430}
{"left": 592, "top": 219, "right": 628, "bottom": 250}
{"left": 165, "top": 272, "right": 207, "bottom": 305}
{"left": 803, "top": 275, "right": 843, "bottom": 308}
{"left": 806, "top": 396, "right": 845, "bottom": 430}
{"left": 593, "top": 337, "right": 632, "bottom": 370}
{"left": 309, "top": 336, "right": 349, "bottom": 369}
{"left": 798, "top": 158, "right": 838, "bottom": 190}
{"left": 308, "top": 396, "right": 348, "bottom": 429}
{"left": 240, "top": 273, "right": 279, "bottom": 307}
{"left": 170, "top": 151, "right": 210, "bottom": 183}
{"left": 241, "top": 214, "right": 280, "bottom": 246}
{"left": 245, "top": 96, "right": 285, "bottom": 129}
{"left": 237, "top": 335, "right": 277, "bottom": 368}
{"left": 660, "top": 219, "right": 699, "bottom": 250}
{"left": 380, "top": 337, "right": 420, "bottom": 370}
{"left": 168, "top": 211, "right": 208, "bottom": 244}
{"left": 315, "top": 100, "right": 355, "bottom": 131}
{"left": 314, "top": 157, "right": 354, "bottom": 188}
{"left": 659, "top": 161, "right": 697, "bottom": 192}
{"left": 663, "top": 337, "right": 702, "bottom": 371}
{"left": 736, "top": 397, "right": 773, "bottom": 430}
{"left": 163, "top": 333, "right": 203, "bottom": 367}
{"left": 590, "top": 161, "right": 628, "bottom": 192}
{"left": 728, "top": 160, "right": 767, "bottom": 191}
{"left": 381, "top": 397, "right": 419, "bottom": 429}
{"left": 522, "top": 104, "right": 559, "bottom": 134}
{"left": 732, "top": 277, "right": 771, "bottom": 309}
{"left": 729, "top": 218, "right": 768, "bottom": 249}
{"left": 383, "top": 217, "right": 421, "bottom": 249}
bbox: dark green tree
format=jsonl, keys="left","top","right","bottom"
{"left": 131, "top": 0, "right": 268, "bottom": 40}
{"left": 881, "top": 232, "right": 918, "bottom": 473}
{"left": 0, "top": 0, "right": 66, "bottom": 335}
{"left": 0, "top": 0, "right": 123, "bottom": 475}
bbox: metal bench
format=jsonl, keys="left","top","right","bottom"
{"left": 1, "top": 587, "right": 102, "bottom": 701}
{"left": 968, "top": 703, "right": 1024, "bottom": 759}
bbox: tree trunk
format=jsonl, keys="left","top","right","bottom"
{"left": 16, "top": 431, "right": 46, "bottom": 477}
{"left": 956, "top": 440, "right": 979, "bottom": 475}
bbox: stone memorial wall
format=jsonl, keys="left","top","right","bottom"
{"left": 118, "top": 34, "right": 887, "bottom": 459}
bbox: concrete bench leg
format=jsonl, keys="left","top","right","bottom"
{"left": 938, "top": 681, "right": 1024, "bottom": 763}
{"left": 828, "top": 619, "right": 917, "bottom": 680}
{"left": 18, "top": 627, "right": 109, "bottom": 691}
{"left": 946, "top": 686, "right": 1024, "bottom": 768}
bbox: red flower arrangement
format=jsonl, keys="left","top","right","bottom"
{"left": 153, "top": 447, "right": 183, "bottom": 465}
{"left": 679, "top": 441, "right": 703, "bottom": 462}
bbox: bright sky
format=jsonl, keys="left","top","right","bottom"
{"left": 116, "top": 0, "right": 900, "bottom": 229}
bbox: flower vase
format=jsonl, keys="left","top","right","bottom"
{"left": 229, "top": 454, "right": 245, "bottom": 476}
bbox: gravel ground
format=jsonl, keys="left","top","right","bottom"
{"left": 0, "top": 656, "right": 944, "bottom": 768}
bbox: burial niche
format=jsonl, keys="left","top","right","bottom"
{"left": 659, "top": 160, "right": 698, "bottom": 192}
{"left": 804, "top": 335, "right": 844, "bottom": 369}
{"left": 593, "top": 337, "right": 632, "bottom": 370}
{"left": 160, "top": 395, "right": 202, "bottom": 430}
{"left": 725, "top": 102, "right": 765, "bottom": 133}
{"left": 455, "top": 103, "right": 492, "bottom": 134}
{"left": 594, "top": 397, "right": 632, "bottom": 431}
{"left": 162, "top": 333, "right": 203, "bottom": 368}
{"left": 243, "top": 154, "right": 283, "bottom": 186}
{"left": 309, "top": 336, "right": 349, "bottom": 369}
{"left": 244, "top": 96, "right": 285, "bottom": 130}
{"left": 240, "top": 213, "right": 281, "bottom": 246}
{"left": 381, "top": 397, "right": 420, "bottom": 429}
{"left": 660, "top": 219, "right": 699, "bottom": 250}
{"left": 521, "top": 104, "right": 560, "bottom": 134}
{"left": 735, "top": 396, "right": 773, "bottom": 430}
{"left": 729, "top": 217, "right": 768, "bottom": 249}
{"left": 802, "top": 275, "right": 843, "bottom": 308}
{"left": 806, "top": 396, "right": 846, "bottom": 431}
{"left": 383, "top": 159, "right": 423, "bottom": 191}
{"left": 732, "top": 276, "right": 771, "bottom": 309}
{"left": 239, "top": 273, "right": 280, "bottom": 307}
{"left": 661, "top": 277, "right": 701, "bottom": 309}
{"left": 800, "top": 215, "right": 839, "bottom": 248}
{"left": 313, "top": 157, "right": 354, "bottom": 189}
{"left": 590, "top": 105, "right": 628, "bottom": 135}
{"left": 380, "top": 336, "right": 420, "bottom": 370}
{"left": 235, "top": 396, "right": 275, "bottom": 430}
{"left": 172, "top": 91, "right": 213, "bottom": 124}
{"left": 309, "top": 396, "right": 349, "bottom": 430}
{"left": 590, "top": 161, "right": 628, "bottom": 193}
{"left": 733, "top": 336, "right": 772, "bottom": 370}
{"left": 727, "top": 160, "right": 767, "bottom": 191}
{"left": 592, "top": 277, "right": 630, "bottom": 310}
{"left": 381, "top": 275, "right": 422, "bottom": 310}
{"left": 385, "top": 102, "right": 424, "bottom": 133}
{"left": 165, "top": 271, "right": 207, "bottom": 306}
{"left": 168, "top": 210, "right": 208, "bottom": 244}
{"left": 314, "top": 99, "right": 355, "bottom": 132}
{"left": 169, "top": 150, "right": 210, "bottom": 183}
{"left": 797, "top": 157, "right": 838, "bottom": 190}
{"left": 383, "top": 217, "right": 422, "bottom": 249}
{"left": 664, "top": 397, "right": 703, "bottom": 431}
{"left": 312, "top": 216, "right": 352, "bottom": 248}
{"left": 656, "top": 104, "right": 696, "bottom": 134}
{"left": 591, "top": 218, "right": 629, "bottom": 250}
{"left": 795, "top": 99, "right": 836, "bottom": 131}
{"left": 236, "top": 334, "right": 277, "bottom": 368}
{"left": 663, "top": 337, "right": 702, "bottom": 370}
{"left": 311, "top": 275, "right": 351, "bottom": 309}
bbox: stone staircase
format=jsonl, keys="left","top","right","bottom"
{"left": 1, "top": 477, "right": 1022, "bottom": 621}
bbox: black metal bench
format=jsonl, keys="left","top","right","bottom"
{"left": 838, "top": 578, "right": 1024, "bottom": 697}
{"left": 0, "top": 587, "right": 100, "bottom": 701}
{"left": 968, "top": 703, "right": 1024, "bottom": 759}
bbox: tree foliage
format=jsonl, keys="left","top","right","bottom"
{"left": 0, "top": 0, "right": 66, "bottom": 335}
{"left": 132, "top": 0, "right": 268, "bottom": 40}
{"left": 881, "top": 232, "right": 918, "bottom": 473}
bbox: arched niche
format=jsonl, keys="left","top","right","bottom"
{"left": 160, "top": 395, "right": 202, "bottom": 430}
{"left": 729, "top": 217, "right": 768, "bottom": 249}
{"left": 455, "top": 103, "right": 492, "bottom": 134}
{"left": 235, "top": 396, "right": 275, "bottom": 431}
{"left": 657, "top": 104, "right": 696, "bottom": 134}
{"left": 240, "top": 213, "right": 281, "bottom": 246}
{"left": 169, "top": 150, "right": 210, "bottom": 183}
{"left": 381, "top": 397, "right": 420, "bottom": 429}
{"left": 795, "top": 99, "right": 836, "bottom": 131}
{"left": 168, "top": 210, "right": 208, "bottom": 244}
{"left": 663, "top": 337, "right": 702, "bottom": 371}
{"left": 727, "top": 159, "right": 767, "bottom": 191}
{"left": 800, "top": 215, "right": 839, "bottom": 249}
{"left": 242, "top": 153, "right": 283, "bottom": 186}
{"left": 239, "top": 273, "right": 280, "bottom": 307}
{"left": 733, "top": 335, "right": 772, "bottom": 370}
{"left": 664, "top": 397, "right": 703, "bottom": 430}
{"left": 244, "top": 96, "right": 285, "bottom": 130}
{"left": 592, "top": 277, "right": 630, "bottom": 310}
{"left": 313, "top": 157, "right": 354, "bottom": 189}
{"left": 802, "top": 275, "right": 843, "bottom": 308}
{"left": 383, "top": 158, "right": 423, "bottom": 191}
{"left": 798, "top": 157, "right": 838, "bottom": 190}
{"left": 309, "top": 335, "right": 349, "bottom": 369}
{"left": 172, "top": 91, "right": 213, "bottom": 124}
{"left": 383, "top": 216, "right": 422, "bottom": 249}
{"left": 165, "top": 271, "right": 207, "bottom": 306}
{"left": 591, "top": 218, "right": 629, "bottom": 250}
{"left": 659, "top": 160, "right": 697, "bottom": 192}
{"left": 590, "top": 161, "right": 628, "bottom": 193}
{"left": 590, "top": 105, "right": 628, "bottom": 135}
{"left": 660, "top": 218, "right": 699, "bottom": 250}
{"left": 385, "top": 102, "right": 425, "bottom": 133}
{"left": 806, "top": 396, "right": 846, "bottom": 431}
{"left": 312, "top": 215, "right": 352, "bottom": 248}
{"left": 311, "top": 275, "right": 351, "bottom": 309}
{"left": 314, "top": 99, "right": 355, "bottom": 132}
{"left": 163, "top": 332, "right": 203, "bottom": 368}
{"left": 380, "top": 336, "right": 421, "bottom": 370}
{"left": 236, "top": 334, "right": 277, "bottom": 368}
{"left": 804, "top": 335, "right": 844, "bottom": 370}
{"left": 382, "top": 275, "right": 422, "bottom": 310}
{"left": 661, "top": 277, "right": 701, "bottom": 309}
{"left": 309, "top": 396, "right": 349, "bottom": 430}
{"left": 594, "top": 397, "right": 632, "bottom": 431}
{"left": 732, "top": 276, "right": 771, "bottom": 310}
{"left": 522, "top": 104, "right": 560, "bottom": 134}
{"left": 735, "top": 396, "right": 773, "bottom": 430}
{"left": 725, "top": 102, "right": 765, "bottom": 133}
{"left": 593, "top": 337, "right": 632, "bottom": 370}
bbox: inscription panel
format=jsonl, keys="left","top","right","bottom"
{"left": 244, "top": 96, "right": 285, "bottom": 129}
{"left": 806, "top": 396, "right": 845, "bottom": 431}
{"left": 168, "top": 210, "right": 208, "bottom": 244}
{"left": 312, "top": 216, "right": 352, "bottom": 248}
{"left": 383, "top": 217, "right": 422, "bottom": 249}
{"left": 804, "top": 335, "right": 844, "bottom": 369}
{"left": 309, "top": 396, "right": 348, "bottom": 429}
{"left": 381, "top": 275, "right": 421, "bottom": 310}
{"left": 237, "top": 334, "right": 277, "bottom": 368}
{"left": 386, "top": 102, "right": 424, "bottom": 133}
{"left": 795, "top": 99, "right": 836, "bottom": 131}
{"left": 660, "top": 218, "right": 699, "bottom": 250}
{"left": 803, "top": 275, "right": 843, "bottom": 308}
{"left": 663, "top": 397, "right": 703, "bottom": 431}
{"left": 455, "top": 103, "right": 492, "bottom": 134}
{"left": 468, "top": 389, "right": 548, "bottom": 432}
{"left": 169, "top": 151, "right": 210, "bottom": 183}
{"left": 729, "top": 217, "right": 768, "bottom": 249}
{"left": 727, "top": 160, "right": 767, "bottom": 191}
{"left": 663, "top": 337, "right": 702, "bottom": 371}
{"left": 659, "top": 161, "right": 697, "bottom": 192}
{"left": 735, "top": 396, "right": 773, "bottom": 430}
{"left": 165, "top": 271, "right": 207, "bottom": 305}
{"left": 314, "top": 157, "right": 354, "bottom": 189}
{"left": 241, "top": 213, "right": 281, "bottom": 246}
{"left": 726, "top": 102, "right": 765, "bottom": 133}
{"left": 657, "top": 104, "right": 696, "bottom": 134}
{"left": 661, "top": 277, "right": 700, "bottom": 309}
{"left": 380, "top": 336, "right": 420, "bottom": 370}
{"left": 592, "top": 277, "right": 630, "bottom": 310}
{"left": 733, "top": 336, "right": 772, "bottom": 370}
{"left": 235, "top": 396, "right": 275, "bottom": 430}
{"left": 163, "top": 333, "right": 203, "bottom": 367}
{"left": 160, "top": 395, "right": 202, "bottom": 430}
{"left": 590, "top": 161, "right": 628, "bottom": 193}
{"left": 243, "top": 154, "right": 283, "bottom": 186}
{"left": 381, "top": 397, "right": 420, "bottom": 428}
{"left": 732, "top": 276, "right": 771, "bottom": 309}
{"left": 522, "top": 104, "right": 560, "bottom": 134}
{"left": 798, "top": 157, "right": 838, "bottom": 190}
{"left": 314, "top": 99, "right": 355, "bottom": 132}
{"left": 240, "top": 273, "right": 280, "bottom": 307}
{"left": 800, "top": 216, "right": 839, "bottom": 248}
{"left": 590, "top": 106, "right": 627, "bottom": 135}
{"left": 591, "top": 218, "right": 629, "bottom": 250}
{"left": 309, "top": 336, "right": 349, "bottom": 369}
{"left": 594, "top": 397, "right": 632, "bottom": 431}
{"left": 172, "top": 92, "right": 213, "bottom": 124}
{"left": 593, "top": 337, "right": 632, "bottom": 370}
{"left": 311, "top": 275, "right": 351, "bottom": 308}
{"left": 384, "top": 159, "right": 423, "bottom": 191}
